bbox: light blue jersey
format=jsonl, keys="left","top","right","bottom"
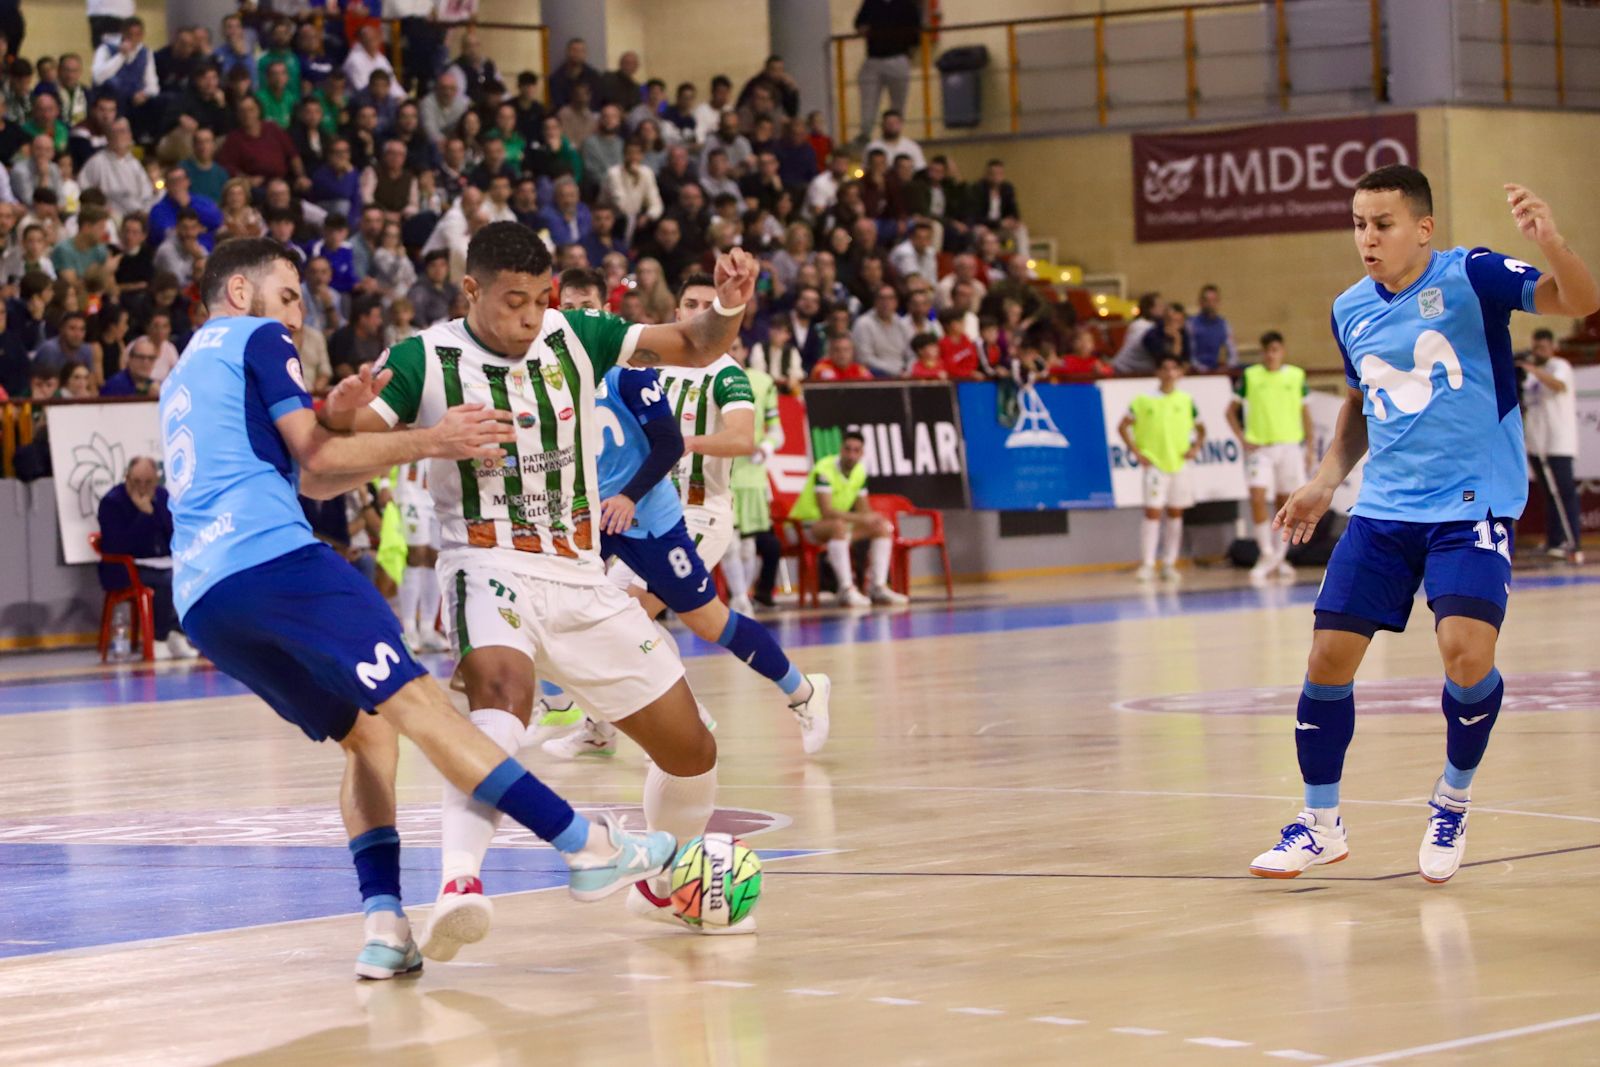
{"left": 1332, "top": 246, "right": 1541, "bottom": 523}
{"left": 160, "top": 315, "right": 318, "bottom": 617}
{"left": 595, "top": 365, "right": 683, "bottom": 539}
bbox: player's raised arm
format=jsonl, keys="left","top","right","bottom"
{"left": 627, "top": 249, "right": 760, "bottom": 369}
{"left": 1506, "top": 185, "right": 1600, "bottom": 318}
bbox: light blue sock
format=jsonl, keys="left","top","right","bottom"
{"left": 550, "top": 814, "right": 592, "bottom": 854}
{"left": 1443, "top": 759, "right": 1476, "bottom": 792}
{"left": 362, "top": 893, "right": 403, "bottom": 917}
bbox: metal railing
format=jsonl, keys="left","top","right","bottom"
{"left": 305, "top": 14, "right": 551, "bottom": 103}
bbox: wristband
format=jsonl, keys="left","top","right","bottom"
{"left": 713, "top": 297, "right": 745, "bottom": 317}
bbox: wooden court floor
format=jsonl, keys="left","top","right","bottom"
{"left": 1, "top": 565, "right": 1597, "bottom": 1066}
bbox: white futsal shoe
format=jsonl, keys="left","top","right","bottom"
{"left": 838, "top": 586, "right": 872, "bottom": 608}
{"left": 1135, "top": 563, "right": 1157, "bottom": 583}
{"left": 542, "top": 716, "right": 619, "bottom": 760}
{"left": 355, "top": 910, "right": 423, "bottom": 980}
{"left": 1274, "top": 559, "right": 1297, "bottom": 581}
{"left": 1248, "top": 812, "right": 1349, "bottom": 878}
{"left": 1159, "top": 561, "right": 1182, "bottom": 584}
{"left": 420, "top": 876, "right": 493, "bottom": 962}
{"left": 1419, "top": 783, "right": 1469, "bottom": 884}
{"left": 870, "top": 584, "right": 909, "bottom": 606}
{"left": 790, "top": 673, "right": 832, "bottom": 755}
{"left": 1249, "top": 559, "right": 1275, "bottom": 582}
{"left": 729, "top": 593, "right": 754, "bottom": 616}
{"left": 167, "top": 632, "right": 200, "bottom": 659}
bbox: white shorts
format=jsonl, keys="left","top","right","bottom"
{"left": 1142, "top": 465, "right": 1196, "bottom": 510}
{"left": 397, "top": 497, "right": 441, "bottom": 549}
{"left": 684, "top": 506, "right": 735, "bottom": 570}
{"left": 442, "top": 563, "right": 684, "bottom": 721}
{"left": 1246, "top": 442, "right": 1307, "bottom": 496}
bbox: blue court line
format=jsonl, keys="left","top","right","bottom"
{"left": 0, "top": 843, "right": 819, "bottom": 960}
{"left": 2, "top": 572, "right": 1595, "bottom": 716}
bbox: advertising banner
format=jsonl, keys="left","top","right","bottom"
{"left": 1132, "top": 113, "right": 1420, "bottom": 242}
{"left": 45, "top": 400, "right": 162, "bottom": 564}
{"left": 801, "top": 383, "right": 968, "bottom": 508}
{"left": 956, "top": 382, "right": 1115, "bottom": 510}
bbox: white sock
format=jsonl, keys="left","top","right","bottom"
{"left": 1308, "top": 805, "right": 1341, "bottom": 829}
{"left": 720, "top": 539, "right": 749, "bottom": 598}
{"left": 418, "top": 565, "right": 443, "bottom": 633}
{"left": 739, "top": 537, "right": 757, "bottom": 588}
{"left": 868, "top": 536, "right": 892, "bottom": 589}
{"left": 440, "top": 707, "right": 522, "bottom": 886}
{"left": 643, "top": 762, "right": 718, "bottom": 843}
{"left": 1160, "top": 517, "right": 1184, "bottom": 565}
{"left": 1253, "top": 521, "right": 1274, "bottom": 564}
{"left": 826, "top": 538, "right": 854, "bottom": 591}
{"left": 1140, "top": 518, "right": 1160, "bottom": 566}
{"left": 398, "top": 566, "right": 424, "bottom": 630}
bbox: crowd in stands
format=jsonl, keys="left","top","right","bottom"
{"left": 0, "top": 3, "right": 1250, "bottom": 436}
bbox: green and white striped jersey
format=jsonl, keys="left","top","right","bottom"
{"left": 369, "top": 308, "right": 642, "bottom": 584}
{"left": 656, "top": 354, "right": 755, "bottom": 513}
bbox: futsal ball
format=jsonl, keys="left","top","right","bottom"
{"left": 669, "top": 832, "right": 762, "bottom": 930}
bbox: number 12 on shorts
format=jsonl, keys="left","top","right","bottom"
{"left": 1473, "top": 520, "right": 1511, "bottom": 562}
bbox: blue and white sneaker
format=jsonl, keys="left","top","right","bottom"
{"left": 566, "top": 812, "right": 677, "bottom": 902}
{"left": 1249, "top": 811, "right": 1349, "bottom": 878}
{"left": 354, "top": 911, "right": 424, "bottom": 980}
{"left": 1419, "top": 788, "right": 1469, "bottom": 884}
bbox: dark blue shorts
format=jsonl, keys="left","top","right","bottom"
{"left": 1314, "top": 514, "right": 1514, "bottom": 637}
{"left": 602, "top": 518, "right": 718, "bottom": 614}
{"left": 183, "top": 543, "right": 430, "bottom": 742}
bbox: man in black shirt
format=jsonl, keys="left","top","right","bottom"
{"left": 853, "top": 0, "right": 921, "bottom": 142}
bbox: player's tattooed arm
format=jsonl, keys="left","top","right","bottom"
{"left": 631, "top": 249, "right": 760, "bottom": 368}
{"left": 628, "top": 347, "right": 663, "bottom": 367}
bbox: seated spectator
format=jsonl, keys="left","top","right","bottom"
{"left": 468, "top": 136, "right": 518, "bottom": 191}
{"left": 776, "top": 117, "right": 818, "bottom": 189}
{"left": 11, "top": 133, "right": 60, "bottom": 204}
{"left": 310, "top": 215, "right": 358, "bottom": 293}
{"left": 32, "top": 310, "right": 91, "bottom": 377}
{"left": 1111, "top": 292, "right": 1165, "bottom": 374}
{"left": 511, "top": 71, "right": 546, "bottom": 141}
{"left": 407, "top": 249, "right": 457, "bottom": 327}
{"left": 354, "top": 70, "right": 400, "bottom": 134}
{"left": 699, "top": 149, "right": 742, "bottom": 204}
{"left": 50, "top": 204, "right": 113, "bottom": 281}
{"left": 140, "top": 311, "right": 181, "bottom": 380}
{"left": 295, "top": 324, "right": 332, "bottom": 393}
{"left": 1142, "top": 302, "right": 1193, "bottom": 367}
{"left": 343, "top": 102, "right": 382, "bottom": 171}
{"left": 890, "top": 220, "right": 937, "bottom": 286}
{"left": 806, "top": 149, "right": 852, "bottom": 220}
{"left": 420, "top": 71, "right": 468, "bottom": 146}
{"left": 295, "top": 22, "right": 337, "bottom": 88}
{"left": 361, "top": 139, "right": 418, "bottom": 219}
{"left": 598, "top": 51, "right": 642, "bottom": 112}
{"left": 447, "top": 30, "right": 504, "bottom": 105}
{"left": 152, "top": 208, "right": 207, "bottom": 287}
{"left": 214, "top": 14, "right": 256, "bottom": 89}
{"left": 910, "top": 155, "right": 967, "bottom": 249}
{"left": 907, "top": 332, "right": 948, "bottom": 380}
{"left": 328, "top": 292, "right": 386, "bottom": 371}
{"left": 739, "top": 149, "right": 785, "bottom": 212}
{"left": 750, "top": 317, "right": 804, "bottom": 393}
{"left": 701, "top": 111, "right": 752, "bottom": 175}
{"left": 45, "top": 54, "right": 92, "bottom": 130}
{"left": 349, "top": 205, "right": 385, "bottom": 277}
{"left": 605, "top": 139, "right": 663, "bottom": 238}
{"left": 483, "top": 102, "right": 526, "bottom": 170}
{"left": 1187, "top": 284, "right": 1237, "bottom": 371}
{"left": 78, "top": 119, "right": 153, "bottom": 220}
{"left": 369, "top": 220, "right": 417, "bottom": 299}
{"left": 581, "top": 103, "right": 624, "bottom": 184}
{"left": 1057, "top": 325, "right": 1114, "bottom": 378}
{"left": 525, "top": 115, "right": 582, "bottom": 187}
{"left": 866, "top": 110, "right": 925, "bottom": 171}
{"left": 60, "top": 360, "right": 96, "bottom": 399}
{"left": 661, "top": 82, "right": 698, "bottom": 144}
{"left": 147, "top": 165, "right": 220, "bottom": 248}
{"left": 579, "top": 203, "right": 626, "bottom": 266}
{"left": 391, "top": 101, "right": 439, "bottom": 174}
{"left": 310, "top": 137, "right": 361, "bottom": 222}
{"left": 301, "top": 254, "right": 348, "bottom": 334}
{"left": 88, "top": 303, "right": 129, "bottom": 383}
{"left": 91, "top": 17, "right": 160, "bottom": 134}
{"left": 785, "top": 430, "right": 906, "bottom": 606}
{"left": 811, "top": 334, "right": 875, "bottom": 382}
{"left": 182, "top": 127, "right": 229, "bottom": 203}
{"left": 979, "top": 252, "right": 1045, "bottom": 324}
{"left": 851, "top": 284, "right": 914, "bottom": 377}
{"left": 96, "top": 457, "right": 198, "bottom": 658}
{"left": 255, "top": 58, "right": 297, "bottom": 129}
{"left": 343, "top": 25, "right": 402, "bottom": 99}
{"left": 384, "top": 295, "right": 418, "bottom": 347}
{"left": 421, "top": 183, "right": 484, "bottom": 263}
{"left": 99, "top": 334, "right": 160, "bottom": 396}
{"left": 255, "top": 18, "right": 302, "bottom": 96}
{"left": 537, "top": 175, "right": 591, "bottom": 248}
{"left": 635, "top": 217, "right": 694, "bottom": 290}
{"left": 629, "top": 256, "right": 676, "bottom": 324}
{"left": 155, "top": 27, "right": 204, "bottom": 91}
{"left": 162, "top": 64, "right": 230, "bottom": 142}
{"left": 626, "top": 78, "right": 667, "bottom": 136}
{"left": 937, "top": 311, "right": 985, "bottom": 379}
{"left": 557, "top": 81, "right": 598, "bottom": 146}
{"left": 966, "top": 157, "right": 1022, "bottom": 233}
{"left": 549, "top": 36, "right": 602, "bottom": 112}
{"left": 217, "top": 95, "right": 302, "bottom": 186}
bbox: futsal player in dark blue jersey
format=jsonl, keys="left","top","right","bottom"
{"left": 163, "top": 239, "right": 677, "bottom": 978}
{"left": 1249, "top": 169, "right": 1598, "bottom": 882}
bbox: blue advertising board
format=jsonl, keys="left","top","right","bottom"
{"left": 956, "top": 382, "right": 1116, "bottom": 510}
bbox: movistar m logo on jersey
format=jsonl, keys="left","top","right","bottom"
{"left": 1357, "top": 329, "right": 1463, "bottom": 420}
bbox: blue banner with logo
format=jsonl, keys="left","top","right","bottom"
{"left": 956, "top": 382, "right": 1116, "bottom": 510}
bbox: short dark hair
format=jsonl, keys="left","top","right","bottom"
{"left": 423, "top": 248, "right": 450, "bottom": 268}
{"left": 1158, "top": 353, "right": 1185, "bottom": 368}
{"left": 882, "top": 109, "right": 902, "bottom": 121}
{"left": 1259, "top": 330, "right": 1284, "bottom": 348}
{"left": 559, "top": 266, "right": 605, "bottom": 294}
{"left": 60, "top": 311, "right": 87, "bottom": 328}
{"left": 465, "top": 220, "right": 552, "bottom": 282}
{"left": 675, "top": 81, "right": 695, "bottom": 96}
{"left": 711, "top": 75, "right": 731, "bottom": 91}
{"left": 676, "top": 271, "right": 716, "bottom": 301}
{"left": 176, "top": 206, "right": 202, "bottom": 225}
{"left": 353, "top": 293, "right": 384, "bottom": 319}
{"left": 1137, "top": 292, "right": 1161, "bottom": 316}
{"left": 518, "top": 70, "right": 539, "bottom": 87}
{"left": 911, "top": 332, "right": 938, "bottom": 352}
{"left": 1355, "top": 163, "right": 1432, "bottom": 218}
{"left": 1200, "top": 283, "right": 1220, "bottom": 297}
{"left": 199, "top": 237, "right": 301, "bottom": 310}
{"left": 1532, "top": 328, "right": 1555, "bottom": 342}
{"left": 842, "top": 430, "right": 866, "bottom": 445}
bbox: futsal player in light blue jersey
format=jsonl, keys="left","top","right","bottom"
{"left": 531, "top": 270, "right": 831, "bottom": 761}
{"left": 163, "top": 239, "right": 677, "bottom": 978}
{"left": 1249, "top": 167, "right": 1599, "bottom": 883}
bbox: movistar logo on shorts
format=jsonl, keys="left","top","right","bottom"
{"left": 356, "top": 642, "right": 402, "bottom": 690}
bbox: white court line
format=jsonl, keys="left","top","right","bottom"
{"left": 1266, "top": 1052, "right": 1327, "bottom": 1063}
{"left": 1317, "top": 1012, "right": 1600, "bottom": 1066}
{"left": 786, "top": 988, "right": 840, "bottom": 997}
{"left": 1111, "top": 1027, "right": 1166, "bottom": 1036}
{"left": 869, "top": 996, "right": 922, "bottom": 1006}
{"left": 698, "top": 980, "right": 754, "bottom": 989}
{"left": 615, "top": 973, "right": 670, "bottom": 982}
{"left": 1187, "top": 1037, "right": 1252, "bottom": 1048}
{"left": 949, "top": 1007, "right": 1005, "bottom": 1016}
{"left": 1031, "top": 1016, "right": 1086, "bottom": 1027}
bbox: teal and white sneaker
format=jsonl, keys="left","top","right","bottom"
{"left": 354, "top": 911, "right": 424, "bottom": 980}
{"left": 566, "top": 812, "right": 677, "bottom": 902}
{"left": 791, "top": 673, "right": 832, "bottom": 755}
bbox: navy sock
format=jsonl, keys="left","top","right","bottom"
{"left": 349, "top": 826, "right": 403, "bottom": 916}
{"left": 717, "top": 611, "right": 803, "bottom": 697}
{"left": 1296, "top": 679, "right": 1356, "bottom": 809}
{"left": 471, "top": 757, "right": 590, "bottom": 851}
{"left": 1441, "top": 668, "right": 1503, "bottom": 790}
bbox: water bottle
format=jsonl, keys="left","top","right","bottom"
{"left": 110, "top": 603, "right": 131, "bottom": 659}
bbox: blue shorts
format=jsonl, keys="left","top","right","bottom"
{"left": 1314, "top": 514, "right": 1514, "bottom": 637}
{"left": 183, "top": 543, "right": 430, "bottom": 742}
{"left": 602, "top": 518, "right": 718, "bottom": 614}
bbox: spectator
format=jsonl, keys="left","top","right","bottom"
{"left": 852, "top": 283, "right": 914, "bottom": 377}
{"left": 699, "top": 148, "right": 742, "bottom": 204}
{"left": 526, "top": 113, "right": 582, "bottom": 187}
{"left": 99, "top": 333, "right": 158, "bottom": 395}
{"left": 787, "top": 429, "right": 907, "bottom": 605}
{"left": 182, "top": 127, "right": 229, "bottom": 203}
{"left": 162, "top": 62, "right": 230, "bottom": 139}
{"left": 344, "top": 101, "right": 382, "bottom": 171}
{"left": 213, "top": 14, "right": 256, "bottom": 88}
{"left": 254, "top": 57, "right": 297, "bottom": 129}
{"left": 967, "top": 158, "right": 1021, "bottom": 231}
{"left": 854, "top": 0, "right": 920, "bottom": 141}
{"left": 96, "top": 456, "right": 198, "bottom": 660}
{"left": 25, "top": 82, "right": 72, "bottom": 156}
{"left": 342, "top": 25, "right": 402, "bottom": 98}
{"left": 217, "top": 95, "right": 301, "bottom": 186}
{"left": 661, "top": 81, "right": 698, "bottom": 144}
{"left": 1521, "top": 328, "right": 1582, "bottom": 564}
{"left": 1110, "top": 292, "right": 1165, "bottom": 375}
{"left": 701, "top": 110, "right": 752, "bottom": 175}
{"left": 60, "top": 360, "right": 96, "bottom": 398}
{"left": 11, "top": 133, "right": 59, "bottom": 204}
{"left": 937, "top": 310, "right": 985, "bottom": 379}
{"left": 50, "top": 203, "right": 112, "bottom": 281}
{"left": 482, "top": 172, "right": 517, "bottom": 225}
{"left": 511, "top": 71, "right": 546, "bottom": 141}
{"left": 865, "top": 109, "right": 925, "bottom": 174}
{"left": 7, "top": 273, "right": 53, "bottom": 353}
{"left": 889, "top": 219, "right": 936, "bottom": 285}
{"left": 446, "top": 30, "right": 503, "bottom": 105}
{"left": 295, "top": 324, "right": 332, "bottom": 393}
{"left": 1188, "top": 283, "right": 1237, "bottom": 371}
{"left": 91, "top": 16, "right": 159, "bottom": 132}
{"left": 88, "top": 302, "right": 128, "bottom": 382}
{"left": 46, "top": 53, "right": 90, "bottom": 129}
{"left": 1057, "top": 325, "right": 1113, "bottom": 378}
{"left": 421, "top": 182, "right": 484, "bottom": 262}
{"left": 294, "top": 21, "right": 337, "bottom": 88}
{"left": 750, "top": 316, "right": 804, "bottom": 393}
{"left": 937, "top": 252, "right": 986, "bottom": 309}
{"left": 582, "top": 103, "right": 624, "bottom": 184}
{"left": 604, "top": 139, "right": 663, "bottom": 238}
{"left": 557, "top": 80, "right": 598, "bottom": 147}
{"left": 5, "top": 58, "right": 35, "bottom": 125}
{"left": 31, "top": 309, "right": 91, "bottom": 377}
{"left": 638, "top": 217, "right": 695, "bottom": 290}
{"left": 548, "top": 37, "right": 602, "bottom": 113}
{"left": 689, "top": 74, "right": 730, "bottom": 143}
{"left": 806, "top": 149, "right": 852, "bottom": 220}
{"left": 391, "top": 101, "right": 439, "bottom": 174}
{"left": 481, "top": 102, "right": 525, "bottom": 170}
{"left": 147, "top": 164, "right": 219, "bottom": 248}
{"left": 385, "top": 294, "right": 418, "bottom": 346}
{"left": 328, "top": 292, "right": 385, "bottom": 373}
{"left": 776, "top": 117, "right": 819, "bottom": 189}
{"left": 979, "top": 252, "right": 1044, "bottom": 324}
{"left": 309, "top": 136, "right": 361, "bottom": 223}
{"left": 907, "top": 331, "right": 948, "bottom": 380}
{"left": 355, "top": 69, "right": 400, "bottom": 133}
{"left": 1140, "top": 302, "right": 1193, "bottom": 370}
{"left": 300, "top": 254, "right": 347, "bottom": 334}
{"left": 738, "top": 54, "right": 801, "bottom": 119}
{"left": 151, "top": 207, "right": 206, "bottom": 286}
{"left": 255, "top": 18, "right": 301, "bottom": 98}
{"left": 598, "top": 50, "right": 641, "bottom": 111}
{"left": 626, "top": 77, "right": 668, "bottom": 135}
{"left": 361, "top": 139, "right": 418, "bottom": 219}
{"left": 420, "top": 70, "right": 468, "bottom": 145}
{"left": 407, "top": 248, "right": 457, "bottom": 326}
{"left": 740, "top": 149, "right": 785, "bottom": 213}
{"left": 139, "top": 310, "right": 180, "bottom": 380}
{"left": 812, "top": 333, "right": 876, "bottom": 382}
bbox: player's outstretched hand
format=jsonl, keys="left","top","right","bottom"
{"left": 1273, "top": 479, "right": 1335, "bottom": 545}
{"left": 1505, "top": 184, "right": 1561, "bottom": 247}
{"left": 713, "top": 247, "right": 759, "bottom": 310}
{"left": 599, "top": 495, "right": 636, "bottom": 535}
{"left": 429, "top": 403, "right": 516, "bottom": 461}
{"left": 324, "top": 361, "right": 394, "bottom": 416}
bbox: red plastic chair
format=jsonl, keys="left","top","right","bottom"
{"left": 90, "top": 532, "right": 156, "bottom": 662}
{"left": 776, "top": 509, "right": 825, "bottom": 608}
{"left": 866, "top": 494, "right": 953, "bottom": 601}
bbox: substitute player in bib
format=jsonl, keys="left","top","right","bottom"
{"left": 1227, "top": 330, "right": 1314, "bottom": 582}
{"left": 392, "top": 461, "right": 449, "bottom": 650}
{"left": 1118, "top": 354, "right": 1207, "bottom": 583}
{"left": 165, "top": 239, "right": 677, "bottom": 980}
{"left": 723, "top": 331, "right": 786, "bottom": 614}
{"left": 544, "top": 270, "right": 831, "bottom": 759}
{"left": 343, "top": 225, "right": 766, "bottom": 953}
{"left": 1250, "top": 167, "right": 1598, "bottom": 882}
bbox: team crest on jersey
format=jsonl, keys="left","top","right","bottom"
{"left": 1417, "top": 287, "right": 1445, "bottom": 319}
{"left": 517, "top": 412, "right": 537, "bottom": 428}
{"left": 498, "top": 607, "right": 521, "bottom": 629}
{"left": 541, "top": 363, "right": 565, "bottom": 391}
{"left": 510, "top": 370, "right": 525, "bottom": 390}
